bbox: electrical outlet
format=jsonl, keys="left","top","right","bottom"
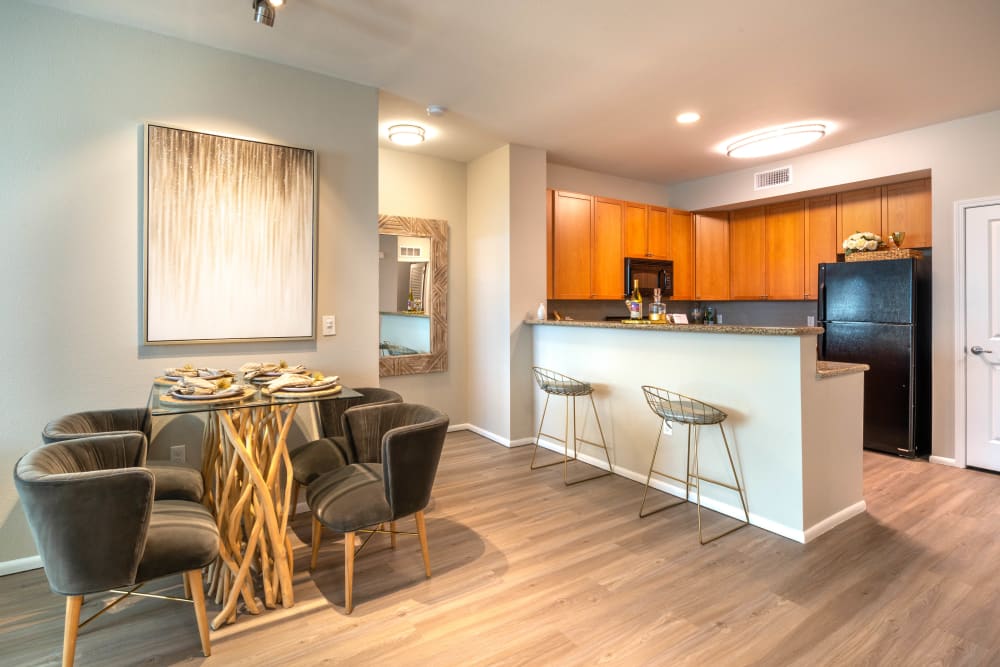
{"left": 662, "top": 420, "right": 673, "bottom": 436}
{"left": 322, "top": 315, "right": 336, "bottom": 336}
{"left": 169, "top": 445, "right": 186, "bottom": 464}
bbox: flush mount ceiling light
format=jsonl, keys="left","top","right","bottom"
{"left": 252, "top": 0, "right": 283, "bottom": 27}
{"left": 387, "top": 124, "right": 426, "bottom": 146}
{"left": 676, "top": 111, "right": 701, "bottom": 124}
{"left": 725, "top": 122, "right": 828, "bottom": 158}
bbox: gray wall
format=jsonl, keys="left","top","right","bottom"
{"left": 0, "top": 4, "right": 379, "bottom": 563}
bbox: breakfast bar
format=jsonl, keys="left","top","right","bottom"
{"left": 529, "top": 320, "right": 869, "bottom": 543}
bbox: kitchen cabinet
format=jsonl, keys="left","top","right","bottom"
{"left": 804, "top": 195, "right": 837, "bottom": 299}
{"left": 837, "top": 186, "right": 882, "bottom": 245}
{"left": 884, "top": 178, "right": 931, "bottom": 247}
{"left": 765, "top": 201, "right": 805, "bottom": 300}
{"left": 729, "top": 207, "right": 766, "bottom": 300}
{"left": 624, "top": 203, "right": 671, "bottom": 259}
{"left": 695, "top": 212, "right": 730, "bottom": 300}
{"left": 593, "top": 198, "right": 625, "bottom": 299}
{"left": 551, "top": 190, "right": 593, "bottom": 299}
{"left": 668, "top": 209, "right": 695, "bottom": 300}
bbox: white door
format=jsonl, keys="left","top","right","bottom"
{"left": 966, "top": 203, "right": 1000, "bottom": 470}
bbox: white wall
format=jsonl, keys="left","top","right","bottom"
{"left": 0, "top": 4, "right": 379, "bottom": 563}
{"left": 466, "top": 147, "right": 512, "bottom": 438}
{"left": 667, "top": 109, "right": 1000, "bottom": 460}
{"left": 548, "top": 163, "right": 671, "bottom": 206}
{"left": 508, "top": 145, "right": 548, "bottom": 440}
{"left": 378, "top": 148, "right": 469, "bottom": 421}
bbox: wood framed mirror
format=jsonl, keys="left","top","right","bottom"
{"left": 378, "top": 215, "right": 448, "bottom": 376}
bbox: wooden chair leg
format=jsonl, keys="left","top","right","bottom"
{"left": 63, "top": 595, "right": 82, "bottom": 667}
{"left": 186, "top": 570, "right": 211, "bottom": 657}
{"left": 390, "top": 520, "right": 398, "bottom": 549}
{"left": 344, "top": 531, "right": 355, "bottom": 614}
{"left": 415, "top": 511, "right": 431, "bottom": 578}
{"left": 310, "top": 517, "right": 323, "bottom": 570}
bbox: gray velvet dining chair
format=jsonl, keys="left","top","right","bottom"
{"left": 14, "top": 433, "right": 219, "bottom": 666}
{"left": 42, "top": 407, "right": 204, "bottom": 503}
{"left": 306, "top": 402, "right": 448, "bottom": 613}
{"left": 288, "top": 387, "right": 403, "bottom": 515}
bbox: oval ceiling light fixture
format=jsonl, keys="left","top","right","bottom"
{"left": 724, "top": 122, "right": 828, "bottom": 158}
{"left": 676, "top": 111, "right": 701, "bottom": 124}
{"left": 387, "top": 124, "right": 426, "bottom": 146}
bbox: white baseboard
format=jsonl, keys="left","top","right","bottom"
{"left": 929, "top": 455, "right": 961, "bottom": 468}
{"left": 453, "top": 424, "right": 533, "bottom": 448}
{"left": 0, "top": 555, "right": 42, "bottom": 577}
{"left": 802, "top": 501, "right": 868, "bottom": 543}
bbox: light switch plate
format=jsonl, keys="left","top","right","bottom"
{"left": 170, "top": 445, "right": 186, "bottom": 464}
{"left": 322, "top": 315, "right": 336, "bottom": 336}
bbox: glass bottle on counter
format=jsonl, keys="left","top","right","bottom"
{"left": 705, "top": 305, "right": 715, "bottom": 325}
{"left": 648, "top": 288, "right": 666, "bottom": 322}
{"left": 627, "top": 279, "right": 642, "bottom": 319}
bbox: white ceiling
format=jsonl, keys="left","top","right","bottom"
{"left": 33, "top": 0, "right": 1000, "bottom": 183}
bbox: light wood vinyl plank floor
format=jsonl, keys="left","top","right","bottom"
{"left": 2, "top": 431, "right": 999, "bottom": 666}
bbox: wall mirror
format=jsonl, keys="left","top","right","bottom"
{"left": 378, "top": 215, "right": 448, "bottom": 376}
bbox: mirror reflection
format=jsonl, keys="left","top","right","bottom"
{"left": 379, "top": 234, "right": 431, "bottom": 356}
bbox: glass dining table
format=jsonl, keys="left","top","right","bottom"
{"left": 148, "top": 380, "right": 362, "bottom": 629}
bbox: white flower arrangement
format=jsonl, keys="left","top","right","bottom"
{"left": 842, "top": 231, "right": 884, "bottom": 255}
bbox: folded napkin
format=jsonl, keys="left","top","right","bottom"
{"left": 240, "top": 361, "right": 306, "bottom": 380}
{"left": 266, "top": 373, "right": 339, "bottom": 392}
{"left": 164, "top": 365, "right": 200, "bottom": 378}
{"left": 171, "top": 376, "right": 236, "bottom": 396}
{"left": 198, "top": 367, "right": 233, "bottom": 378}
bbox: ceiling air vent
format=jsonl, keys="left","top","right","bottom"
{"left": 754, "top": 166, "right": 792, "bottom": 190}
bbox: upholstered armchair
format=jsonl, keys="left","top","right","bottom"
{"left": 306, "top": 402, "right": 448, "bottom": 613}
{"left": 14, "top": 433, "right": 219, "bottom": 666}
{"left": 42, "top": 408, "right": 204, "bottom": 503}
{"left": 288, "top": 387, "right": 402, "bottom": 512}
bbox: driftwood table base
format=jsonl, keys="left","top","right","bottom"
{"left": 200, "top": 404, "right": 298, "bottom": 629}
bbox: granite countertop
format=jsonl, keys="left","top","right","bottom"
{"left": 380, "top": 310, "right": 429, "bottom": 318}
{"left": 816, "top": 360, "right": 870, "bottom": 378}
{"left": 526, "top": 319, "right": 823, "bottom": 337}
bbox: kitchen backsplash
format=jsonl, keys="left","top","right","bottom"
{"left": 547, "top": 299, "right": 818, "bottom": 326}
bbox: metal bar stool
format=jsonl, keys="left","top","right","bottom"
{"left": 639, "top": 385, "right": 749, "bottom": 544}
{"left": 530, "top": 367, "right": 613, "bottom": 485}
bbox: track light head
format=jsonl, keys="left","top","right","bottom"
{"left": 253, "top": 0, "right": 276, "bottom": 27}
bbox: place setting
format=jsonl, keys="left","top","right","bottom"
{"left": 155, "top": 364, "right": 236, "bottom": 386}
{"left": 261, "top": 371, "right": 341, "bottom": 398}
{"left": 240, "top": 360, "right": 309, "bottom": 383}
{"left": 159, "top": 375, "right": 255, "bottom": 405}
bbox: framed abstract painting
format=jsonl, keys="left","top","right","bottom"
{"left": 143, "top": 124, "right": 316, "bottom": 344}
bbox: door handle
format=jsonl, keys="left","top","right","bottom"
{"left": 971, "top": 345, "right": 993, "bottom": 355}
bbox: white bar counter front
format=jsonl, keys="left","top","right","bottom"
{"left": 528, "top": 319, "right": 869, "bottom": 543}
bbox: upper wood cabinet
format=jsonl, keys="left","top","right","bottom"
{"left": 729, "top": 207, "right": 766, "bottom": 300}
{"left": 695, "top": 212, "right": 730, "bottom": 300}
{"left": 765, "top": 201, "right": 806, "bottom": 300}
{"left": 804, "top": 195, "right": 838, "bottom": 299}
{"left": 624, "top": 203, "right": 672, "bottom": 260}
{"left": 593, "top": 198, "right": 625, "bottom": 299}
{"left": 668, "top": 209, "right": 695, "bottom": 300}
{"left": 837, "top": 186, "right": 882, "bottom": 244}
{"left": 551, "top": 190, "right": 593, "bottom": 299}
{"left": 884, "top": 178, "right": 931, "bottom": 247}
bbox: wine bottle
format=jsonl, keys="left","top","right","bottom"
{"left": 629, "top": 279, "right": 642, "bottom": 319}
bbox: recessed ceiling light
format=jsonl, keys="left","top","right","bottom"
{"left": 676, "top": 112, "right": 700, "bottom": 124}
{"left": 387, "top": 124, "right": 426, "bottom": 146}
{"left": 724, "top": 122, "right": 828, "bottom": 158}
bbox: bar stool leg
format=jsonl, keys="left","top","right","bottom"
{"left": 562, "top": 392, "right": 612, "bottom": 486}
{"left": 694, "top": 423, "right": 750, "bottom": 545}
{"left": 530, "top": 393, "right": 563, "bottom": 471}
{"left": 638, "top": 419, "right": 691, "bottom": 518}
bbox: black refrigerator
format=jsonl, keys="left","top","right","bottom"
{"left": 817, "top": 256, "right": 931, "bottom": 457}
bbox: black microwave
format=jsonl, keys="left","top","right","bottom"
{"left": 624, "top": 257, "right": 673, "bottom": 298}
